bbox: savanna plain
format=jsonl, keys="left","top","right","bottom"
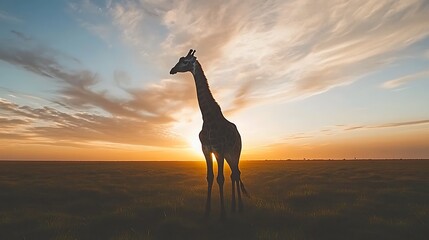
{"left": 0, "top": 160, "right": 428, "bottom": 240}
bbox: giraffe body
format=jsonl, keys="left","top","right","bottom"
{"left": 170, "top": 49, "right": 248, "bottom": 219}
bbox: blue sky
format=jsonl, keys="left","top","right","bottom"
{"left": 0, "top": 0, "right": 428, "bottom": 160}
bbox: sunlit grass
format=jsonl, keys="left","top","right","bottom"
{"left": 0, "top": 160, "right": 428, "bottom": 239}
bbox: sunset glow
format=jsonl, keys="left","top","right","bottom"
{"left": 1, "top": 0, "right": 428, "bottom": 160}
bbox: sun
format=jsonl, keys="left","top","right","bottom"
{"left": 187, "top": 137, "right": 217, "bottom": 161}
{"left": 188, "top": 137, "right": 202, "bottom": 156}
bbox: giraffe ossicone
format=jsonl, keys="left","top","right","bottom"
{"left": 170, "top": 49, "right": 249, "bottom": 219}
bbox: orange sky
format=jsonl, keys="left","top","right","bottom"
{"left": 1, "top": 126, "right": 427, "bottom": 160}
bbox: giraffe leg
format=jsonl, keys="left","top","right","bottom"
{"left": 236, "top": 170, "right": 244, "bottom": 213}
{"left": 214, "top": 152, "right": 226, "bottom": 220}
{"left": 227, "top": 152, "right": 242, "bottom": 214}
{"left": 230, "top": 173, "right": 236, "bottom": 213}
{"left": 203, "top": 148, "right": 214, "bottom": 218}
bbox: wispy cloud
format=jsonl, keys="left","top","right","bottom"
{"left": 0, "top": 34, "right": 195, "bottom": 148}
{"left": 10, "top": 30, "right": 31, "bottom": 41}
{"left": 343, "top": 119, "right": 429, "bottom": 131}
{"left": 284, "top": 133, "right": 313, "bottom": 141}
{"left": 0, "top": 10, "right": 22, "bottom": 22}
{"left": 69, "top": 0, "right": 117, "bottom": 47}
{"left": 0, "top": 96, "right": 184, "bottom": 147}
{"left": 381, "top": 70, "right": 429, "bottom": 89}
{"left": 0, "top": 117, "right": 28, "bottom": 127}
{"left": 257, "top": 118, "right": 429, "bottom": 159}
{"left": 72, "top": 0, "right": 429, "bottom": 113}
{"left": 280, "top": 119, "right": 429, "bottom": 142}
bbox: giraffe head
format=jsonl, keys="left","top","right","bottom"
{"left": 170, "top": 49, "right": 197, "bottom": 75}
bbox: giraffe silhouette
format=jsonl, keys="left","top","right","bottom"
{"left": 170, "top": 49, "right": 249, "bottom": 219}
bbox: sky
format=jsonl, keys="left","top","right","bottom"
{"left": 0, "top": 0, "right": 428, "bottom": 161}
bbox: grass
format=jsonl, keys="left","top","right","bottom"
{"left": 0, "top": 160, "right": 428, "bottom": 240}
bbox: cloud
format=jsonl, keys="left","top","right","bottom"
{"left": 284, "top": 133, "right": 313, "bottom": 141}
{"left": 0, "top": 117, "right": 28, "bottom": 127}
{"left": 126, "top": 78, "right": 196, "bottom": 118}
{"left": 256, "top": 118, "right": 429, "bottom": 159}
{"left": 279, "top": 119, "right": 429, "bottom": 142}
{"left": 73, "top": 0, "right": 429, "bottom": 114}
{"left": 158, "top": 0, "right": 429, "bottom": 107}
{"left": 0, "top": 10, "right": 22, "bottom": 22}
{"left": 381, "top": 70, "right": 429, "bottom": 89}
{"left": 69, "top": 0, "right": 117, "bottom": 47}
{"left": 0, "top": 37, "right": 186, "bottom": 120}
{"left": 0, "top": 97, "right": 183, "bottom": 147}
{"left": 0, "top": 34, "right": 196, "bottom": 148}
{"left": 10, "top": 30, "right": 31, "bottom": 41}
{"left": 344, "top": 119, "right": 429, "bottom": 131}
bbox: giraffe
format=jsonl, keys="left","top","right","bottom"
{"left": 170, "top": 49, "right": 248, "bottom": 219}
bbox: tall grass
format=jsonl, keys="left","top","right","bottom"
{"left": 0, "top": 160, "right": 428, "bottom": 239}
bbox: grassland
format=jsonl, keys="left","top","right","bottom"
{"left": 0, "top": 160, "right": 428, "bottom": 240}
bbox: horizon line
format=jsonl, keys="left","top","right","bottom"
{"left": 1, "top": 158, "right": 428, "bottom": 162}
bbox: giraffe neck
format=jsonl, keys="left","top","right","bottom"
{"left": 191, "top": 61, "right": 224, "bottom": 123}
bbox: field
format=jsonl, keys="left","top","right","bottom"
{"left": 0, "top": 160, "right": 428, "bottom": 240}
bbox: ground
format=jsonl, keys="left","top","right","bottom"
{"left": 0, "top": 160, "right": 428, "bottom": 240}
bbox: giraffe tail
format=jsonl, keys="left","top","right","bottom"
{"left": 239, "top": 179, "right": 250, "bottom": 198}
